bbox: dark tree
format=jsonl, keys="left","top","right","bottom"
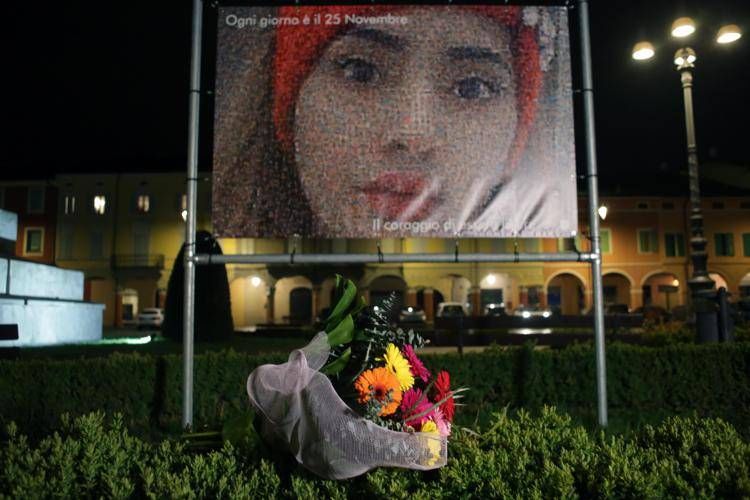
{"left": 162, "top": 231, "right": 234, "bottom": 342}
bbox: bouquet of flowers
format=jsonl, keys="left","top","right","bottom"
{"left": 247, "top": 275, "right": 463, "bottom": 479}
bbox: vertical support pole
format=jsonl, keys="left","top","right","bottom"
{"left": 183, "top": 0, "right": 203, "bottom": 430}
{"left": 577, "top": 0, "right": 608, "bottom": 427}
{"left": 679, "top": 68, "right": 717, "bottom": 342}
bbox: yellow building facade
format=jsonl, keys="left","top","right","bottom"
{"left": 46, "top": 172, "right": 750, "bottom": 328}
{"left": 54, "top": 173, "right": 211, "bottom": 326}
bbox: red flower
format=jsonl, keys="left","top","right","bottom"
{"left": 433, "top": 370, "right": 455, "bottom": 423}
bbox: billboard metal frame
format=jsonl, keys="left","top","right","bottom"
{"left": 183, "top": 0, "right": 607, "bottom": 429}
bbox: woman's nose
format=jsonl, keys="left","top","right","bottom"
{"left": 386, "top": 82, "right": 438, "bottom": 157}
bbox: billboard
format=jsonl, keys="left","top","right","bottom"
{"left": 212, "top": 5, "right": 577, "bottom": 238}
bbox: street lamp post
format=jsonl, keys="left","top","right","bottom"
{"left": 675, "top": 48, "right": 717, "bottom": 342}
{"left": 632, "top": 19, "right": 742, "bottom": 342}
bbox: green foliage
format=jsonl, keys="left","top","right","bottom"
{"left": 323, "top": 276, "right": 424, "bottom": 384}
{"left": 640, "top": 321, "right": 695, "bottom": 346}
{"left": 735, "top": 324, "right": 750, "bottom": 342}
{"left": 2, "top": 409, "right": 748, "bottom": 498}
{"left": 162, "top": 230, "right": 234, "bottom": 342}
{"left": 1, "top": 341, "right": 749, "bottom": 442}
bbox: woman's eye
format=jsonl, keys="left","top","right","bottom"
{"left": 337, "top": 57, "right": 379, "bottom": 84}
{"left": 453, "top": 76, "right": 498, "bottom": 100}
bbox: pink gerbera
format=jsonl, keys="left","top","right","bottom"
{"left": 400, "top": 388, "right": 433, "bottom": 429}
{"left": 431, "top": 407, "right": 452, "bottom": 438}
{"left": 401, "top": 345, "right": 431, "bottom": 383}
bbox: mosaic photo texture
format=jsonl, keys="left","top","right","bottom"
{"left": 212, "top": 5, "right": 577, "bottom": 238}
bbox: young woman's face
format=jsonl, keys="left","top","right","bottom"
{"left": 294, "top": 7, "right": 518, "bottom": 236}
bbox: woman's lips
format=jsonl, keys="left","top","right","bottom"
{"left": 361, "top": 171, "right": 439, "bottom": 221}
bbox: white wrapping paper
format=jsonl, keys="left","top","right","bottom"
{"left": 247, "top": 333, "right": 447, "bottom": 479}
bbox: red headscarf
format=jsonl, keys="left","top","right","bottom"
{"left": 272, "top": 5, "right": 542, "bottom": 170}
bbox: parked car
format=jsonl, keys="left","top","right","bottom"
{"left": 136, "top": 308, "right": 164, "bottom": 329}
{"left": 436, "top": 302, "right": 468, "bottom": 318}
{"left": 513, "top": 305, "right": 552, "bottom": 319}
{"left": 399, "top": 306, "right": 426, "bottom": 324}
{"left": 484, "top": 303, "right": 506, "bottom": 316}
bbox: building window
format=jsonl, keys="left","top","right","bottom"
{"left": 714, "top": 233, "right": 734, "bottom": 257}
{"left": 637, "top": 202, "right": 649, "bottom": 210}
{"left": 665, "top": 233, "right": 686, "bottom": 257}
{"left": 136, "top": 194, "right": 150, "bottom": 213}
{"left": 491, "top": 239, "right": 508, "bottom": 253}
{"left": 600, "top": 229, "right": 612, "bottom": 254}
{"left": 558, "top": 234, "right": 586, "bottom": 252}
{"left": 180, "top": 193, "right": 188, "bottom": 221}
{"left": 740, "top": 201, "right": 750, "bottom": 210}
{"left": 638, "top": 229, "right": 658, "bottom": 254}
{"left": 661, "top": 202, "right": 675, "bottom": 210}
{"left": 712, "top": 202, "right": 725, "bottom": 210}
{"left": 521, "top": 239, "right": 540, "bottom": 253}
{"left": 558, "top": 237, "right": 575, "bottom": 252}
{"left": 23, "top": 227, "right": 44, "bottom": 256}
{"left": 59, "top": 224, "right": 73, "bottom": 259}
{"left": 744, "top": 233, "right": 750, "bottom": 257}
{"left": 93, "top": 195, "right": 106, "bottom": 215}
{"left": 64, "top": 195, "right": 76, "bottom": 215}
{"left": 27, "top": 187, "right": 45, "bottom": 214}
{"left": 90, "top": 231, "right": 104, "bottom": 259}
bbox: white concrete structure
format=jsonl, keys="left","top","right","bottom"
{"left": 0, "top": 209, "right": 103, "bottom": 346}
{"left": 0, "top": 298, "right": 103, "bottom": 346}
{"left": 6, "top": 259, "right": 85, "bottom": 300}
{"left": 0, "top": 210, "right": 17, "bottom": 241}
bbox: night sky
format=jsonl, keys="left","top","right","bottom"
{"left": 3, "top": 1, "right": 749, "bottom": 194}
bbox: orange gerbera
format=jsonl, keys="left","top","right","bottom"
{"left": 354, "top": 367, "right": 403, "bottom": 417}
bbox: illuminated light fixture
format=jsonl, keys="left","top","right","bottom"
{"left": 486, "top": 274, "right": 496, "bottom": 286}
{"left": 717, "top": 24, "right": 741, "bottom": 44}
{"left": 373, "top": 305, "right": 380, "bottom": 312}
{"left": 632, "top": 41, "right": 655, "bottom": 60}
{"left": 542, "top": 311, "right": 551, "bottom": 318}
{"left": 93, "top": 195, "right": 106, "bottom": 215}
{"left": 251, "top": 276, "right": 261, "bottom": 287}
{"left": 674, "top": 47, "right": 697, "bottom": 68}
{"left": 598, "top": 204, "right": 608, "bottom": 220}
{"left": 181, "top": 209, "right": 188, "bottom": 221}
{"left": 407, "top": 306, "right": 413, "bottom": 312}
{"left": 522, "top": 311, "right": 531, "bottom": 319}
{"left": 671, "top": 17, "right": 696, "bottom": 38}
{"left": 672, "top": 279, "right": 680, "bottom": 287}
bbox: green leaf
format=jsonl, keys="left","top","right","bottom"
{"left": 326, "top": 314, "right": 354, "bottom": 347}
{"left": 321, "top": 347, "right": 351, "bottom": 375}
{"left": 326, "top": 278, "right": 357, "bottom": 330}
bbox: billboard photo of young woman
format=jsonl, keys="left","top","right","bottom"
{"left": 212, "top": 5, "right": 577, "bottom": 239}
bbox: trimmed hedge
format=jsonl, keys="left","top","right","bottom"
{"left": 1, "top": 343, "right": 749, "bottom": 439}
{"left": 2, "top": 409, "right": 749, "bottom": 498}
